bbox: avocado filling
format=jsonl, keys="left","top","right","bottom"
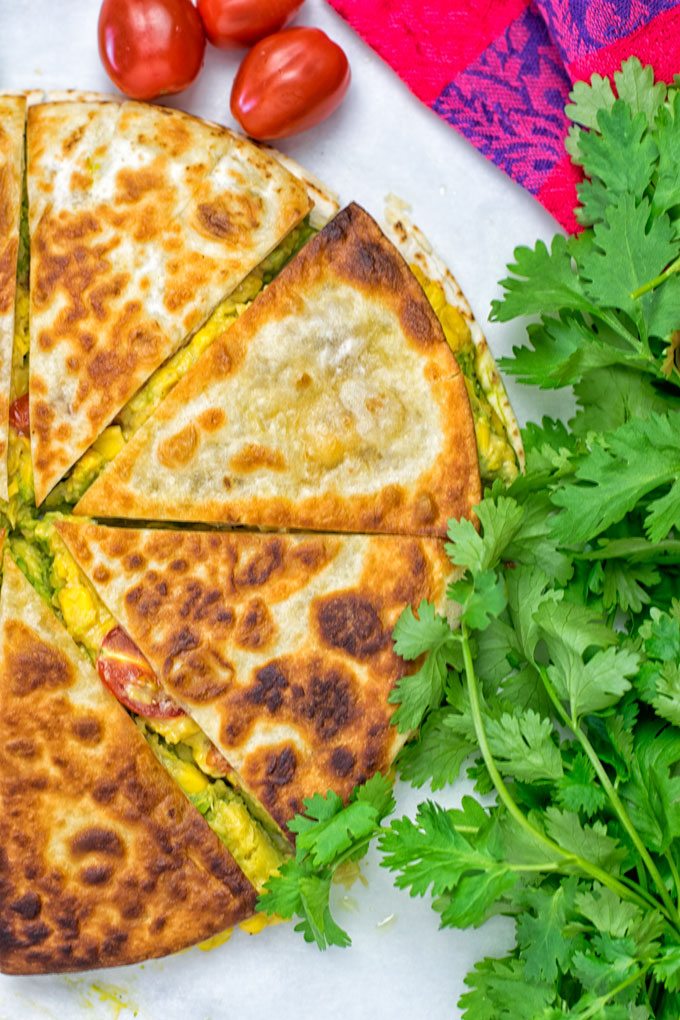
{"left": 9, "top": 516, "right": 288, "bottom": 894}
{"left": 410, "top": 264, "right": 520, "bottom": 485}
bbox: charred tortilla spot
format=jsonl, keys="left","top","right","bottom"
{"left": 234, "top": 539, "right": 283, "bottom": 588}
{"left": 116, "top": 166, "right": 165, "bottom": 204}
{"left": 265, "top": 746, "right": 297, "bottom": 788}
{"left": 316, "top": 594, "right": 386, "bottom": 659}
{"left": 247, "top": 663, "right": 288, "bottom": 712}
{"left": 10, "top": 893, "right": 41, "bottom": 920}
{"left": 414, "top": 491, "right": 437, "bottom": 525}
{"left": 6, "top": 625, "right": 74, "bottom": 695}
{"left": 80, "top": 865, "right": 114, "bottom": 886}
{"left": 170, "top": 558, "right": 188, "bottom": 573}
{"left": 124, "top": 554, "right": 145, "bottom": 571}
{"left": 157, "top": 423, "right": 199, "bottom": 469}
{"left": 71, "top": 717, "right": 102, "bottom": 744}
{"left": 293, "top": 667, "right": 355, "bottom": 739}
{"left": 92, "top": 780, "right": 117, "bottom": 804}
{"left": 70, "top": 828, "right": 124, "bottom": 858}
{"left": 235, "top": 599, "right": 275, "bottom": 651}
{"left": 92, "top": 565, "right": 111, "bottom": 583}
{"left": 330, "top": 747, "right": 356, "bottom": 777}
{"left": 23, "top": 922, "right": 51, "bottom": 947}
{"left": 4, "top": 738, "right": 37, "bottom": 759}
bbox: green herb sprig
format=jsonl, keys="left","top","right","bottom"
{"left": 258, "top": 58, "right": 680, "bottom": 1018}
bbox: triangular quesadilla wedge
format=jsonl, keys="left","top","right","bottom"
{"left": 0, "top": 95, "right": 26, "bottom": 503}
{"left": 26, "top": 99, "right": 311, "bottom": 504}
{"left": 76, "top": 203, "right": 481, "bottom": 536}
{"left": 57, "top": 520, "right": 452, "bottom": 838}
{"left": 0, "top": 555, "right": 257, "bottom": 975}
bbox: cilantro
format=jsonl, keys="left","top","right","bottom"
{"left": 255, "top": 58, "right": 680, "bottom": 1019}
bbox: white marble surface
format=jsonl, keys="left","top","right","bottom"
{"left": 0, "top": 2, "right": 566, "bottom": 1017}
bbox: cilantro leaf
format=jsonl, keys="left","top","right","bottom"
{"left": 542, "top": 809, "right": 627, "bottom": 873}
{"left": 390, "top": 601, "right": 461, "bottom": 732}
{"left": 614, "top": 58, "right": 667, "bottom": 125}
{"left": 458, "top": 957, "right": 556, "bottom": 1020}
{"left": 577, "top": 195, "right": 676, "bottom": 334}
{"left": 485, "top": 710, "right": 563, "bottom": 783}
{"left": 551, "top": 412, "right": 680, "bottom": 545}
{"left": 516, "top": 879, "right": 577, "bottom": 983}
{"left": 491, "top": 235, "right": 595, "bottom": 322}
{"left": 577, "top": 102, "right": 656, "bottom": 205}
{"left": 566, "top": 73, "right": 616, "bottom": 130}
{"left": 556, "top": 752, "right": 607, "bottom": 817}
{"left": 448, "top": 569, "right": 507, "bottom": 631}
{"left": 397, "top": 706, "right": 475, "bottom": 790}
{"left": 445, "top": 496, "right": 523, "bottom": 572}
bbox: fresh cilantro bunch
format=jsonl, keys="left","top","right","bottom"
{"left": 259, "top": 59, "right": 680, "bottom": 1018}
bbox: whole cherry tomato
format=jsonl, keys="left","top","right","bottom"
{"left": 230, "top": 27, "right": 350, "bottom": 140}
{"left": 197, "top": 0, "right": 304, "bottom": 49}
{"left": 98, "top": 0, "right": 206, "bottom": 101}
{"left": 9, "top": 394, "right": 30, "bottom": 437}
{"left": 97, "top": 626, "right": 185, "bottom": 719}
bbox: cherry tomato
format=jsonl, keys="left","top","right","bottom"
{"left": 9, "top": 393, "right": 30, "bottom": 437}
{"left": 197, "top": 0, "right": 303, "bottom": 49}
{"left": 98, "top": 0, "right": 206, "bottom": 101}
{"left": 97, "top": 626, "right": 185, "bottom": 719}
{"left": 230, "top": 27, "right": 350, "bottom": 140}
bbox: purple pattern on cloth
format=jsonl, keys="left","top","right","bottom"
{"left": 536, "top": 0, "right": 680, "bottom": 64}
{"left": 433, "top": 4, "right": 571, "bottom": 195}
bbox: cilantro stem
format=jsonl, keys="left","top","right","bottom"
{"left": 631, "top": 254, "right": 680, "bottom": 300}
{"left": 537, "top": 665, "right": 680, "bottom": 932}
{"left": 665, "top": 850, "right": 680, "bottom": 907}
{"left": 460, "top": 624, "right": 650, "bottom": 912}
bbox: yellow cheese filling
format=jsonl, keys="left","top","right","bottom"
{"left": 410, "top": 264, "right": 519, "bottom": 485}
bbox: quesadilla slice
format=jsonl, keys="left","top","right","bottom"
{"left": 0, "top": 555, "right": 258, "bottom": 974}
{"left": 76, "top": 203, "right": 481, "bottom": 536}
{"left": 384, "top": 198, "right": 524, "bottom": 482}
{"left": 26, "top": 99, "right": 311, "bottom": 504}
{"left": 0, "top": 95, "right": 26, "bottom": 504}
{"left": 57, "top": 519, "right": 451, "bottom": 838}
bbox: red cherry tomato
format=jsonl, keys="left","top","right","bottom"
{"left": 9, "top": 393, "right": 30, "bottom": 437}
{"left": 230, "top": 27, "right": 350, "bottom": 140}
{"left": 98, "top": 0, "right": 206, "bottom": 101}
{"left": 197, "top": 0, "right": 303, "bottom": 49}
{"left": 97, "top": 626, "right": 185, "bottom": 719}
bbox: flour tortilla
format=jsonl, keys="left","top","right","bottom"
{"left": 26, "top": 98, "right": 311, "bottom": 503}
{"left": 77, "top": 203, "right": 481, "bottom": 536}
{"left": 57, "top": 520, "right": 451, "bottom": 838}
{"left": 0, "top": 556, "right": 256, "bottom": 974}
{"left": 0, "top": 94, "right": 26, "bottom": 501}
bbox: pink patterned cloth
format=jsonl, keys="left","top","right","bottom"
{"left": 327, "top": 0, "right": 680, "bottom": 231}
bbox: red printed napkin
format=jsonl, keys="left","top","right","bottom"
{"left": 326, "top": 0, "right": 680, "bottom": 231}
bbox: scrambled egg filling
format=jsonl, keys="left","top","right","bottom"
{"left": 10, "top": 514, "right": 287, "bottom": 895}
{"left": 410, "top": 264, "right": 519, "bottom": 485}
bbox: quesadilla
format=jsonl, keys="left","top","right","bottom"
{"left": 57, "top": 519, "right": 451, "bottom": 837}
{"left": 0, "top": 555, "right": 257, "bottom": 975}
{"left": 384, "top": 198, "right": 524, "bottom": 482}
{"left": 76, "top": 203, "right": 481, "bottom": 536}
{"left": 26, "top": 99, "right": 311, "bottom": 503}
{"left": 0, "top": 95, "right": 26, "bottom": 503}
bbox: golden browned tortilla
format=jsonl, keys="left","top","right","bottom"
{"left": 0, "top": 94, "right": 26, "bottom": 501}
{"left": 57, "top": 520, "right": 451, "bottom": 838}
{"left": 76, "top": 203, "right": 481, "bottom": 537}
{"left": 26, "top": 99, "right": 311, "bottom": 504}
{"left": 0, "top": 557, "right": 256, "bottom": 974}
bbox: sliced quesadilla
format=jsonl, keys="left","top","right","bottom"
{"left": 0, "top": 95, "right": 26, "bottom": 504}
{"left": 0, "top": 555, "right": 257, "bottom": 975}
{"left": 76, "top": 203, "right": 481, "bottom": 536}
{"left": 384, "top": 198, "right": 524, "bottom": 482}
{"left": 57, "top": 519, "right": 451, "bottom": 837}
{"left": 26, "top": 99, "right": 311, "bottom": 504}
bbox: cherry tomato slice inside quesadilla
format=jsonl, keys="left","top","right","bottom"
{"left": 9, "top": 394, "right": 29, "bottom": 437}
{"left": 97, "top": 626, "right": 185, "bottom": 718}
